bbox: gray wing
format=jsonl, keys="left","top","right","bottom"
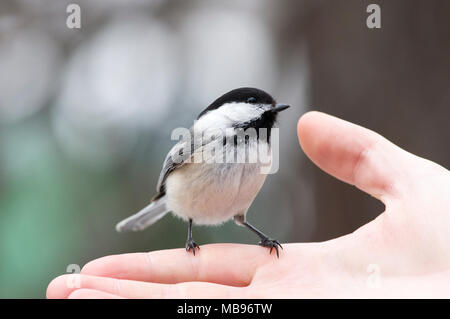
{"left": 155, "top": 128, "right": 199, "bottom": 198}
{"left": 155, "top": 127, "right": 227, "bottom": 199}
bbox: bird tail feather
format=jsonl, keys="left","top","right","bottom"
{"left": 115, "top": 197, "right": 169, "bottom": 233}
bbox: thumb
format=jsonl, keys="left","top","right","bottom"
{"left": 297, "top": 111, "right": 411, "bottom": 201}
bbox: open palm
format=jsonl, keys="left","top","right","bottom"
{"left": 47, "top": 111, "right": 450, "bottom": 298}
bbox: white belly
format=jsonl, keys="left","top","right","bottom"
{"left": 164, "top": 157, "right": 269, "bottom": 225}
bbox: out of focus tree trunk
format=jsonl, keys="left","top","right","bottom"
{"left": 279, "top": 0, "right": 450, "bottom": 241}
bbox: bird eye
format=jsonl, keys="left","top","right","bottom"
{"left": 247, "top": 97, "right": 257, "bottom": 103}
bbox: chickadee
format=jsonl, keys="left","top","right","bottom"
{"left": 116, "top": 87, "right": 290, "bottom": 257}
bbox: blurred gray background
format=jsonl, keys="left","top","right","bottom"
{"left": 0, "top": 0, "right": 449, "bottom": 298}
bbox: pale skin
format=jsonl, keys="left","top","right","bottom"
{"left": 47, "top": 111, "right": 450, "bottom": 298}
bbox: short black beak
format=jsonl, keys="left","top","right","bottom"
{"left": 271, "top": 103, "right": 290, "bottom": 113}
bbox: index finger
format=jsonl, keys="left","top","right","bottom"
{"left": 81, "top": 243, "right": 283, "bottom": 287}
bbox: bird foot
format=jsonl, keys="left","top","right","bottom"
{"left": 259, "top": 238, "right": 283, "bottom": 257}
{"left": 185, "top": 239, "right": 200, "bottom": 255}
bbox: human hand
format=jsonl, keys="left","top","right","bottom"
{"left": 47, "top": 111, "right": 450, "bottom": 298}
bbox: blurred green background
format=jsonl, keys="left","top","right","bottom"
{"left": 0, "top": 0, "right": 449, "bottom": 298}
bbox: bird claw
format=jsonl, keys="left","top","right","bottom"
{"left": 185, "top": 239, "right": 200, "bottom": 255}
{"left": 259, "top": 238, "right": 283, "bottom": 258}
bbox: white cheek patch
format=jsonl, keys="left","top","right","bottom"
{"left": 194, "top": 102, "right": 269, "bottom": 132}
{"left": 218, "top": 102, "right": 265, "bottom": 122}
{"left": 195, "top": 110, "right": 230, "bottom": 132}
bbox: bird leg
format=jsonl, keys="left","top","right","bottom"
{"left": 234, "top": 215, "right": 282, "bottom": 257}
{"left": 185, "top": 218, "right": 200, "bottom": 255}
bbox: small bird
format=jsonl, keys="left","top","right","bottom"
{"left": 116, "top": 87, "right": 290, "bottom": 257}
